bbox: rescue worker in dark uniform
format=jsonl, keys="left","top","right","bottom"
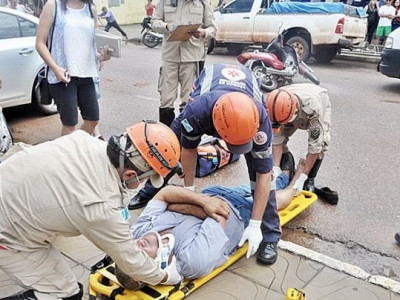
{"left": 130, "top": 63, "right": 281, "bottom": 264}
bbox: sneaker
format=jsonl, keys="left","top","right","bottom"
{"left": 280, "top": 151, "right": 295, "bottom": 181}
{"left": 128, "top": 193, "right": 150, "bottom": 210}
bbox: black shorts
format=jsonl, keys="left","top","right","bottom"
{"left": 49, "top": 77, "right": 99, "bottom": 126}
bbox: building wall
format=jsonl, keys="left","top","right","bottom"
{"left": 95, "top": 0, "right": 220, "bottom": 25}
{"left": 95, "top": 0, "right": 144, "bottom": 24}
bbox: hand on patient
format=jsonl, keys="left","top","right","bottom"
{"left": 238, "top": 219, "right": 263, "bottom": 259}
{"left": 200, "top": 194, "right": 230, "bottom": 222}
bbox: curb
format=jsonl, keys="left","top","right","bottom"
{"left": 278, "top": 240, "right": 400, "bottom": 294}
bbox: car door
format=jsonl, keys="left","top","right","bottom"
{"left": 0, "top": 11, "right": 40, "bottom": 108}
{"left": 215, "top": 0, "right": 256, "bottom": 42}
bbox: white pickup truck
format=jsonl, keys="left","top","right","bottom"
{"left": 210, "top": 0, "right": 368, "bottom": 63}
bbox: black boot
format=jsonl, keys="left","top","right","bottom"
{"left": 257, "top": 242, "right": 278, "bottom": 265}
{"left": 159, "top": 108, "right": 175, "bottom": 127}
{"left": 280, "top": 151, "right": 295, "bottom": 182}
{"left": 1, "top": 290, "right": 38, "bottom": 300}
{"left": 303, "top": 159, "right": 323, "bottom": 192}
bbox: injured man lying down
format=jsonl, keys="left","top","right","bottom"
{"left": 116, "top": 185, "right": 255, "bottom": 290}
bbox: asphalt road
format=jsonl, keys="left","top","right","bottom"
{"left": 4, "top": 36, "right": 400, "bottom": 282}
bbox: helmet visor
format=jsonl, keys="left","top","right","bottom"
{"left": 226, "top": 140, "right": 253, "bottom": 154}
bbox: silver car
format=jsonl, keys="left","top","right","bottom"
{"left": 0, "top": 7, "right": 57, "bottom": 115}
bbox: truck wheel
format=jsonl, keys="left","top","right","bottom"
{"left": 207, "top": 38, "right": 215, "bottom": 54}
{"left": 314, "top": 47, "right": 337, "bottom": 64}
{"left": 226, "top": 44, "right": 243, "bottom": 55}
{"left": 286, "top": 36, "right": 310, "bottom": 62}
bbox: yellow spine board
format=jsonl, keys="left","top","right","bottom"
{"left": 89, "top": 191, "right": 317, "bottom": 300}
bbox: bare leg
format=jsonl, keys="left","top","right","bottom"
{"left": 276, "top": 159, "right": 306, "bottom": 210}
{"left": 61, "top": 125, "right": 76, "bottom": 136}
{"left": 80, "top": 120, "right": 98, "bottom": 135}
{"left": 92, "top": 125, "right": 101, "bottom": 137}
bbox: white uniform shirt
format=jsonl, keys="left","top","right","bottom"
{"left": 0, "top": 131, "right": 165, "bottom": 285}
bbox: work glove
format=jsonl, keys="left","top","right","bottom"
{"left": 292, "top": 173, "right": 308, "bottom": 196}
{"left": 271, "top": 166, "right": 282, "bottom": 190}
{"left": 161, "top": 256, "right": 182, "bottom": 286}
{"left": 238, "top": 219, "right": 263, "bottom": 259}
{"left": 272, "top": 166, "right": 282, "bottom": 178}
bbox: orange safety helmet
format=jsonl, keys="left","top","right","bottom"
{"left": 212, "top": 92, "right": 260, "bottom": 154}
{"left": 126, "top": 120, "right": 181, "bottom": 179}
{"left": 266, "top": 88, "right": 298, "bottom": 125}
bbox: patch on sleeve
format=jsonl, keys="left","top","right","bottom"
{"left": 308, "top": 117, "right": 320, "bottom": 128}
{"left": 181, "top": 118, "right": 194, "bottom": 133}
{"left": 121, "top": 207, "right": 131, "bottom": 223}
{"left": 253, "top": 131, "right": 268, "bottom": 145}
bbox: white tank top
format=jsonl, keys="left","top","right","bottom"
{"left": 63, "top": 4, "right": 98, "bottom": 78}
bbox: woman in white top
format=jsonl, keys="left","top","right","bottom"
{"left": 36, "top": 0, "right": 110, "bottom": 136}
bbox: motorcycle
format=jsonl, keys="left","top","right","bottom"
{"left": 237, "top": 30, "right": 320, "bottom": 92}
{"left": 140, "top": 17, "right": 163, "bottom": 48}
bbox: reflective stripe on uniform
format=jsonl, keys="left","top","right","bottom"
{"left": 252, "top": 75, "right": 263, "bottom": 104}
{"left": 250, "top": 180, "right": 275, "bottom": 191}
{"left": 182, "top": 133, "right": 202, "bottom": 141}
{"left": 200, "top": 64, "right": 214, "bottom": 95}
{"left": 250, "top": 181, "right": 256, "bottom": 190}
{"left": 251, "top": 146, "right": 272, "bottom": 159}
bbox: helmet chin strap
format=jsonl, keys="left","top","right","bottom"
{"left": 118, "top": 133, "right": 157, "bottom": 188}
{"left": 119, "top": 133, "right": 128, "bottom": 176}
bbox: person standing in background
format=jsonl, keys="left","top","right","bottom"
{"left": 145, "top": 0, "right": 155, "bottom": 17}
{"left": 391, "top": 0, "right": 400, "bottom": 30}
{"left": 365, "top": 0, "right": 380, "bottom": 45}
{"left": 36, "top": 0, "right": 110, "bottom": 136}
{"left": 32, "top": 0, "right": 44, "bottom": 17}
{"left": 6, "top": 0, "right": 32, "bottom": 13}
{"left": 376, "top": 0, "right": 396, "bottom": 45}
{"left": 151, "top": 0, "right": 216, "bottom": 126}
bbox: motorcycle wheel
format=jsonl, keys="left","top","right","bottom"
{"left": 142, "top": 32, "right": 160, "bottom": 48}
{"left": 303, "top": 71, "right": 320, "bottom": 85}
{"left": 252, "top": 65, "right": 279, "bottom": 92}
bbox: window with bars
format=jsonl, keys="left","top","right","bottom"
{"left": 108, "top": 0, "right": 125, "bottom": 7}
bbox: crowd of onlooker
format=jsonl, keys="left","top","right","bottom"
{"left": 2, "top": 0, "right": 400, "bottom": 48}
{"left": 0, "top": 0, "right": 45, "bottom": 16}
{"left": 361, "top": 0, "right": 400, "bottom": 46}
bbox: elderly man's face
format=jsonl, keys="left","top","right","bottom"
{"left": 135, "top": 232, "right": 159, "bottom": 259}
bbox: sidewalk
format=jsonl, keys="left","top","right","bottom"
{"left": 57, "top": 216, "right": 400, "bottom": 299}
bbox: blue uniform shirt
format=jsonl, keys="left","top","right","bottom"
{"left": 177, "top": 63, "right": 273, "bottom": 180}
